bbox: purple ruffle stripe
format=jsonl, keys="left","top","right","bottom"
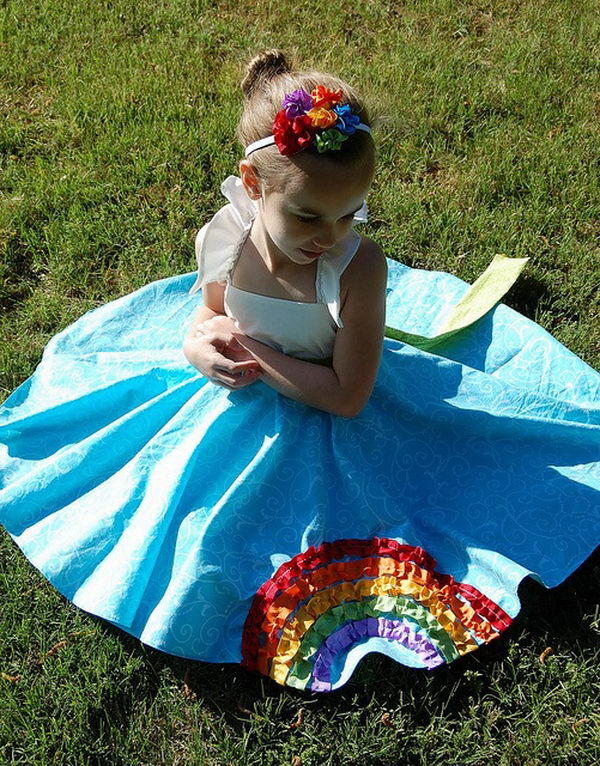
{"left": 310, "top": 617, "right": 445, "bottom": 692}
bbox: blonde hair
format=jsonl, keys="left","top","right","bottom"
{"left": 237, "top": 49, "right": 376, "bottom": 193}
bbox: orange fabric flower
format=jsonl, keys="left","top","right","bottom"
{"left": 305, "top": 107, "right": 338, "bottom": 129}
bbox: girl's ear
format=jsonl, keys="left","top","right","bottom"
{"left": 239, "top": 160, "right": 262, "bottom": 200}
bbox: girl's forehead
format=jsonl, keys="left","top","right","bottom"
{"left": 281, "top": 184, "right": 369, "bottom": 216}
{"left": 288, "top": 153, "right": 373, "bottom": 190}
{"left": 280, "top": 166, "right": 372, "bottom": 210}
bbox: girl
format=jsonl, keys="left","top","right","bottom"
{"left": 0, "top": 50, "right": 598, "bottom": 694}
{"left": 182, "top": 53, "right": 385, "bottom": 418}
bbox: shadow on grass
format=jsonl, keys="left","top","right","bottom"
{"left": 108, "top": 545, "right": 598, "bottom": 730}
{"left": 503, "top": 272, "right": 552, "bottom": 320}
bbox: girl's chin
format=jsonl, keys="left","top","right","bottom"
{"left": 287, "top": 250, "right": 314, "bottom": 263}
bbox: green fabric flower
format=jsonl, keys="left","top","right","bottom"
{"left": 314, "top": 128, "right": 349, "bottom": 153}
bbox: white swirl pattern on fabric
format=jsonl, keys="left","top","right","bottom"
{"left": 0, "top": 177, "right": 598, "bottom": 687}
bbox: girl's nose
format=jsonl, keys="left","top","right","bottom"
{"left": 313, "top": 226, "right": 339, "bottom": 249}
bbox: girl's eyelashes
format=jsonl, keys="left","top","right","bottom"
{"left": 296, "top": 214, "right": 355, "bottom": 224}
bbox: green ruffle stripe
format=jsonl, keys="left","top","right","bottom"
{"left": 283, "top": 594, "right": 462, "bottom": 690}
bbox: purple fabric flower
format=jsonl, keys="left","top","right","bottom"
{"left": 282, "top": 88, "right": 313, "bottom": 119}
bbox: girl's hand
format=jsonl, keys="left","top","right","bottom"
{"left": 186, "top": 318, "right": 262, "bottom": 390}
{"left": 195, "top": 315, "right": 263, "bottom": 363}
{"left": 195, "top": 314, "right": 242, "bottom": 341}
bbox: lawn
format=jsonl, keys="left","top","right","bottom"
{"left": 1, "top": 1, "right": 598, "bottom": 764}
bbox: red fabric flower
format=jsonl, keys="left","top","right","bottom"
{"left": 311, "top": 85, "right": 343, "bottom": 110}
{"left": 273, "top": 110, "right": 317, "bottom": 156}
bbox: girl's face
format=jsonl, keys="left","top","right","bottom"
{"left": 239, "top": 155, "right": 374, "bottom": 268}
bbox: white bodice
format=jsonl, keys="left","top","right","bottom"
{"left": 188, "top": 175, "right": 369, "bottom": 360}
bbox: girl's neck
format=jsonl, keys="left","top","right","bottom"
{"left": 249, "top": 214, "right": 289, "bottom": 275}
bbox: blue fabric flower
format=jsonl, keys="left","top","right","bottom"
{"left": 332, "top": 104, "right": 361, "bottom": 135}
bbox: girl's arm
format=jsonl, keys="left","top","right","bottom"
{"left": 182, "top": 281, "right": 256, "bottom": 364}
{"left": 183, "top": 282, "right": 225, "bottom": 346}
{"left": 231, "top": 239, "right": 388, "bottom": 418}
{"left": 184, "top": 304, "right": 221, "bottom": 342}
{"left": 183, "top": 281, "right": 262, "bottom": 386}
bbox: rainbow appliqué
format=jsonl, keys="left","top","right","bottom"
{"left": 241, "top": 538, "right": 513, "bottom": 692}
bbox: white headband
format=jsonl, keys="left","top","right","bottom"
{"left": 244, "top": 123, "right": 372, "bottom": 158}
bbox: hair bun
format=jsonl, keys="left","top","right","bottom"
{"left": 241, "top": 49, "right": 292, "bottom": 99}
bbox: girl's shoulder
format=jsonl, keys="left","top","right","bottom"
{"left": 340, "top": 235, "right": 387, "bottom": 307}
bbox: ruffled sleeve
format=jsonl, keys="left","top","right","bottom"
{"left": 188, "top": 176, "right": 258, "bottom": 296}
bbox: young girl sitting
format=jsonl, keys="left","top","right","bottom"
{"left": 182, "top": 57, "right": 385, "bottom": 418}
{"left": 0, "top": 49, "right": 598, "bottom": 694}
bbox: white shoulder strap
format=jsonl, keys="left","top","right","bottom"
{"left": 188, "top": 177, "right": 257, "bottom": 296}
{"left": 317, "top": 230, "right": 362, "bottom": 328}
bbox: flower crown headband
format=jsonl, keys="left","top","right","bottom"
{"left": 244, "top": 85, "right": 372, "bottom": 158}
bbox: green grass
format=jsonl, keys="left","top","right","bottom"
{"left": 1, "top": 0, "right": 599, "bottom": 763}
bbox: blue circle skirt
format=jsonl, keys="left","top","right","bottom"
{"left": 1, "top": 259, "right": 598, "bottom": 692}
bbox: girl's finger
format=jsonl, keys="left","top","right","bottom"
{"left": 212, "top": 368, "right": 239, "bottom": 386}
{"left": 212, "top": 379, "right": 236, "bottom": 390}
{"left": 215, "top": 364, "right": 261, "bottom": 383}
{"left": 234, "top": 373, "right": 261, "bottom": 388}
{"left": 207, "top": 330, "right": 235, "bottom": 344}
{"left": 211, "top": 348, "right": 259, "bottom": 373}
{"left": 212, "top": 370, "right": 259, "bottom": 389}
{"left": 234, "top": 360, "right": 261, "bottom": 371}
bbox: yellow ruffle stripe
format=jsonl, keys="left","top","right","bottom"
{"left": 267, "top": 575, "right": 485, "bottom": 684}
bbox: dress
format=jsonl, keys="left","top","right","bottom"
{"left": 0, "top": 175, "right": 598, "bottom": 693}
